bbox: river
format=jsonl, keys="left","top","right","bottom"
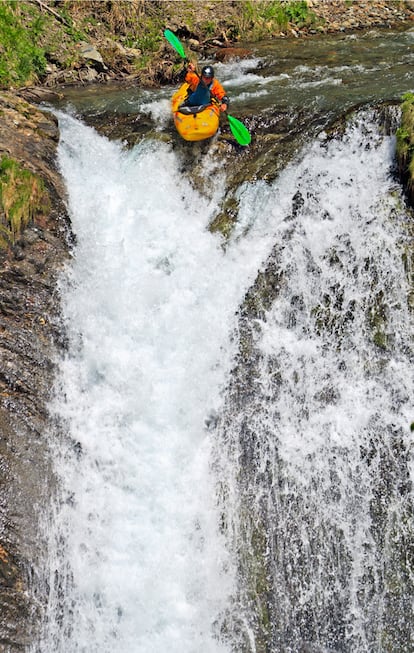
{"left": 35, "top": 27, "right": 414, "bottom": 653}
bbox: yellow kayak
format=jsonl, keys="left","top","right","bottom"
{"left": 171, "top": 83, "right": 220, "bottom": 142}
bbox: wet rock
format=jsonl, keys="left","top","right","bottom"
{"left": 396, "top": 92, "right": 414, "bottom": 208}
{"left": 0, "top": 91, "right": 70, "bottom": 648}
{"left": 0, "top": 544, "right": 20, "bottom": 590}
{"left": 214, "top": 47, "right": 253, "bottom": 62}
{"left": 77, "top": 41, "right": 108, "bottom": 71}
{"left": 16, "top": 87, "right": 63, "bottom": 105}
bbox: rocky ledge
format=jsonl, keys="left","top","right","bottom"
{"left": 0, "top": 92, "right": 70, "bottom": 648}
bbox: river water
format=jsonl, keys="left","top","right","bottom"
{"left": 36, "top": 27, "right": 414, "bottom": 653}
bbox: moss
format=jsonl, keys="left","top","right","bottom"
{"left": 396, "top": 93, "right": 414, "bottom": 192}
{"left": 0, "top": 156, "right": 49, "bottom": 248}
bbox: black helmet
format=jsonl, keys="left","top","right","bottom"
{"left": 201, "top": 65, "right": 214, "bottom": 78}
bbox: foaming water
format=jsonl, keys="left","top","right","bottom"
{"left": 37, "top": 107, "right": 414, "bottom": 653}
{"left": 38, "top": 114, "right": 278, "bottom": 653}
{"left": 217, "top": 110, "right": 414, "bottom": 651}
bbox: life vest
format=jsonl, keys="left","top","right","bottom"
{"left": 184, "top": 71, "right": 227, "bottom": 106}
{"left": 187, "top": 80, "right": 212, "bottom": 106}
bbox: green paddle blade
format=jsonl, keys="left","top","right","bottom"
{"left": 164, "top": 29, "right": 186, "bottom": 60}
{"left": 227, "top": 114, "right": 251, "bottom": 146}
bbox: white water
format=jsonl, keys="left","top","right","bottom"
{"left": 39, "top": 113, "right": 280, "bottom": 653}
{"left": 39, "top": 109, "right": 414, "bottom": 652}
{"left": 217, "top": 111, "right": 414, "bottom": 651}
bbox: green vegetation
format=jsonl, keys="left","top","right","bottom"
{"left": 0, "top": 0, "right": 320, "bottom": 89}
{"left": 200, "top": 19, "right": 216, "bottom": 36}
{"left": 238, "top": 0, "right": 317, "bottom": 38}
{"left": 0, "top": 0, "right": 101, "bottom": 88}
{"left": 0, "top": 1, "right": 48, "bottom": 87}
{"left": 396, "top": 92, "right": 414, "bottom": 185}
{"left": 0, "top": 156, "right": 48, "bottom": 247}
{"left": 123, "top": 17, "right": 162, "bottom": 53}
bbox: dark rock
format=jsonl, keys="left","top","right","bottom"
{"left": 0, "top": 91, "right": 70, "bottom": 648}
{"left": 214, "top": 47, "right": 253, "bottom": 62}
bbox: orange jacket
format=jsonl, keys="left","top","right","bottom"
{"left": 184, "top": 71, "right": 227, "bottom": 103}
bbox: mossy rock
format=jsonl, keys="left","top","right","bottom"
{"left": 0, "top": 156, "right": 49, "bottom": 248}
{"left": 396, "top": 93, "right": 414, "bottom": 205}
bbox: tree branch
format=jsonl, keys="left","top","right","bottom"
{"left": 29, "top": 0, "right": 71, "bottom": 28}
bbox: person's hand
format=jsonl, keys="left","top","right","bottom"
{"left": 187, "top": 62, "right": 196, "bottom": 72}
{"left": 220, "top": 103, "right": 227, "bottom": 112}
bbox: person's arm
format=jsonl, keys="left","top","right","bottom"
{"left": 211, "top": 80, "right": 229, "bottom": 112}
{"left": 183, "top": 63, "right": 199, "bottom": 90}
{"left": 184, "top": 72, "right": 199, "bottom": 89}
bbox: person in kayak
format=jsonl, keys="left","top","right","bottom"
{"left": 183, "top": 63, "right": 229, "bottom": 112}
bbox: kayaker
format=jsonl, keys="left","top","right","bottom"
{"left": 184, "top": 63, "right": 229, "bottom": 112}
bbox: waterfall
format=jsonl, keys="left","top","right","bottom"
{"left": 38, "top": 113, "right": 280, "bottom": 653}
{"left": 38, "top": 107, "right": 414, "bottom": 652}
{"left": 216, "top": 109, "right": 414, "bottom": 652}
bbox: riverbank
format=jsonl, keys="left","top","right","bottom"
{"left": 3, "top": 1, "right": 414, "bottom": 93}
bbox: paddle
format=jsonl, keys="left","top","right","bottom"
{"left": 226, "top": 113, "right": 251, "bottom": 146}
{"left": 164, "top": 29, "right": 187, "bottom": 61}
{"left": 163, "top": 29, "right": 251, "bottom": 146}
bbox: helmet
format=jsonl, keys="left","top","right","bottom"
{"left": 201, "top": 65, "right": 214, "bottom": 79}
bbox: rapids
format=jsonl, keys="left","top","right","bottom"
{"left": 38, "top": 113, "right": 281, "bottom": 652}
{"left": 35, "top": 26, "right": 414, "bottom": 653}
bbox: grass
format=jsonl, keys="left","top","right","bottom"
{"left": 0, "top": 0, "right": 165, "bottom": 88}
{"left": 0, "top": 156, "right": 48, "bottom": 248}
{"left": 0, "top": 1, "right": 48, "bottom": 87}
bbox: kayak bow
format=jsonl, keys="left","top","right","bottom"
{"left": 172, "top": 83, "right": 220, "bottom": 142}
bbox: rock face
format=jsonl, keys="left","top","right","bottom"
{"left": 0, "top": 92, "right": 70, "bottom": 649}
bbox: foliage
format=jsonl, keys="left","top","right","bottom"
{"left": 396, "top": 92, "right": 414, "bottom": 186}
{"left": 0, "top": 1, "right": 47, "bottom": 87}
{"left": 74, "top": 0, "right": 161, "bottom": 52}
{"left": 126, "top": 25, "right": 162, "bottom": 53}
{"left": 0, "top": 0, "right": 95, "bottom": 88}
{"left": 0, "top": 156, "right": 48, "bottom": 247}
{"left": 0, "top": 0, "right": 321, "bottom": 89}
{"left": 239, "top": 0, "right": 317, "bottom": 37}
{"left": 200, "top": 20, "right": 216, "bottom": 36}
